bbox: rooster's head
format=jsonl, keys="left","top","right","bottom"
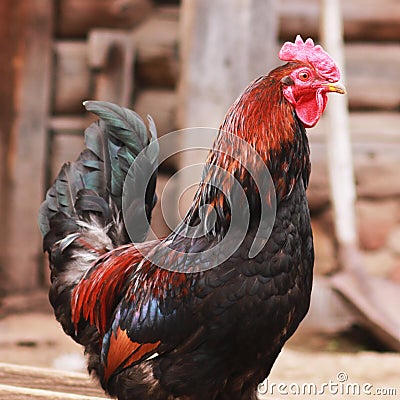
{"left": 278, "top": 35, "right": 346, "bottom": 128}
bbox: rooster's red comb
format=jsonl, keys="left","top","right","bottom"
{"left": 279, "top": 35, "right": 340, "bottom": 82}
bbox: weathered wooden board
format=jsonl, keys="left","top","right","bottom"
{"left": 177, "top": 0, "right": 279, "bottom": 212}
{"left": 88, "top": 30, "right": 135, "bottom": 107}
{"left": 1, "top": 0, "right": 53, "bottom": 291}
{"left": 52, "top": 8, "right": 400, "bottom": 112}
{"left": 345, "top": 44, "right": 400, "bottom": 111}
{"left": 308, "top": 157, "right": 400, "bottom": 206}
{"left": 132, "top": 6, "right": 180, "bottom": 88}
{"left": 308, "top": 112, "right": 400, "bottom": 206}
{"left": 53, "top": 33, "right": 136, "bottom": 113}
{"left": 279, "top": 0, "right": 400, "bottom": 41}
{"left": 178, "top": 0, "right": 279, "bottom": 129}
{"left": 55, "top": 0, "right": 153, "bottom": 38}
{"left": 53, "top": 41, "right": 90, "bottom": 114}
{"left": 309, "top": 112, "right": 400, "bottom": 145}
{"left": 0, "top": 0, "right": 20, "bottom": 292}
{"left": 53, "top": 7, "right": 179, "bottom": 112}
{"left": 0, "top": 290, "right": 50, "bottom": 316}
{"left": 0, "top": 363, "right": 107, "bottom": 399}
{"left": 48, "top": 116, "right": 91, "bottom": 134}
{"left": 0, "top": 385, "right": 106, "bottom": 400}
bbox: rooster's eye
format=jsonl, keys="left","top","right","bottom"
{"left": 298, "top": 71, "right": 310, "bottom": 81}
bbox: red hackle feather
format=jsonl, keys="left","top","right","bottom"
{"left": 71, "top": 245, "right": 142, "bottom": 334}
{"left": 71, "top": 240, "right": 191, "bottom": 335}
{"left": 125, "top": 260, "right": 190, "bottom": 304}
{"left": 210, "top": 67, "right": 305, "bottom": 200}
{"left": 220, "top": 76, "right": 296, "bottom": 156}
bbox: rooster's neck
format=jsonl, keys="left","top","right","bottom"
{"left": 215, "top": 74, "right": 311, "bottom": 201}
{"left": 184, "top": 73, "right": 311, "bottom": 240}
{"left": 221, "top": 75, "right": 297, "bottom": 159}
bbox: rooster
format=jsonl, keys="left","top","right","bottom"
{"left": 39, "top": 36, "right": 345, "bottom": 400}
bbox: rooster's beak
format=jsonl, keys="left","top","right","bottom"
{"left": 323, "top": 82, "right": 346, "bottom": 94}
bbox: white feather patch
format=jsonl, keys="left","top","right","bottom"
{"left": 145, "top": 352, "right": 159, "bottom": 361}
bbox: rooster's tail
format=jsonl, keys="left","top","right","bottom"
{"left": 38, "top": 101, "right": 158, "bottom": 338}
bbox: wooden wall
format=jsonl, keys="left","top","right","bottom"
{"left": 0, "top": 0, "right": 399, "bottom": 292}
{"left": 0, "top": 0, "right": 18, "bottom": 292}
{"left": 0, "top": 0, "right": 180, "bottom": 292}
{"left": 178, "top": 0, "right": 400, "bottom": 281}
{"left": 0, "top": 0, "right": 53, "bottom": 292}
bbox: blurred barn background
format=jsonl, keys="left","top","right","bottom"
{"left": 0, "top": 0, "right": 399, "bottom": 397}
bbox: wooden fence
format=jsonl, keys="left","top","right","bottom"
{"left": 0, "top": 0, "right": 399, "bottom": 291}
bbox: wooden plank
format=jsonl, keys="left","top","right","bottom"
{"left": 179, "top": 0, "right": 279, "bottom": 130}
{"left": 52, "top": 12, "right": 400, "bottom": 111}
{"left": 53, "top": 6, "right": 180, "bottom": 97}
{"left": 309, "top": 112, "right": 400, "bottom": 144}
{"left": 55, "top": 0, "right": 153, "bottom": 38}
{"left": 53, "top": 41, "right": 90, "bottom": 114}
{"left": 306, "top": 111, "right": 400, "bottom": 209}
{"left": 309, "top": 157, "right": 400, "bottom": 206}
{"left": 0, "top": 290, "right": 50, "bottom": 316}
{"left": 177, "top": 0, "right": 279, "bottom": 213}
{"left": 54, "top": 31, "right": 136, "bottom": 113}
{"left": 308, "top": 156, "right": 400, "bottom": 208}
{"left": 331, "top": 271, "right": 400, "bottom": 352}
{"left": 1, "top": 0, "right": 53, "bottom": 291}
{"left": 321, "top": 0, "right": 357, "bottom": 247}
{"left": 355, "top": 161, "right": 400, "bottom": 199}
{"left": 87, "top": 30, "right": 135, "bottom": 107}
{"left": 48, "top": 116, "right": 91, "bottom": 133}
{"left": 0, "top": 363, "right": 106, "bottom": 399}
{"left": 345, "top": 44, "right": 400, "bottom": 111}
{"left": 0, "top": 0, "right": 20, "bottom": 293}
{"left": 279, "top": 0, "right": 400, "bottom": 42}
{"left": 133, "top": 6, "right": 180, "bottom": 88}
{"left": 0, "top": 385, "right": 106, "bottom": 400}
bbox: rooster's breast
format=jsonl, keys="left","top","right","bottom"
{"left": 197, "top": 178, "right": 314, "bottom": 364}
